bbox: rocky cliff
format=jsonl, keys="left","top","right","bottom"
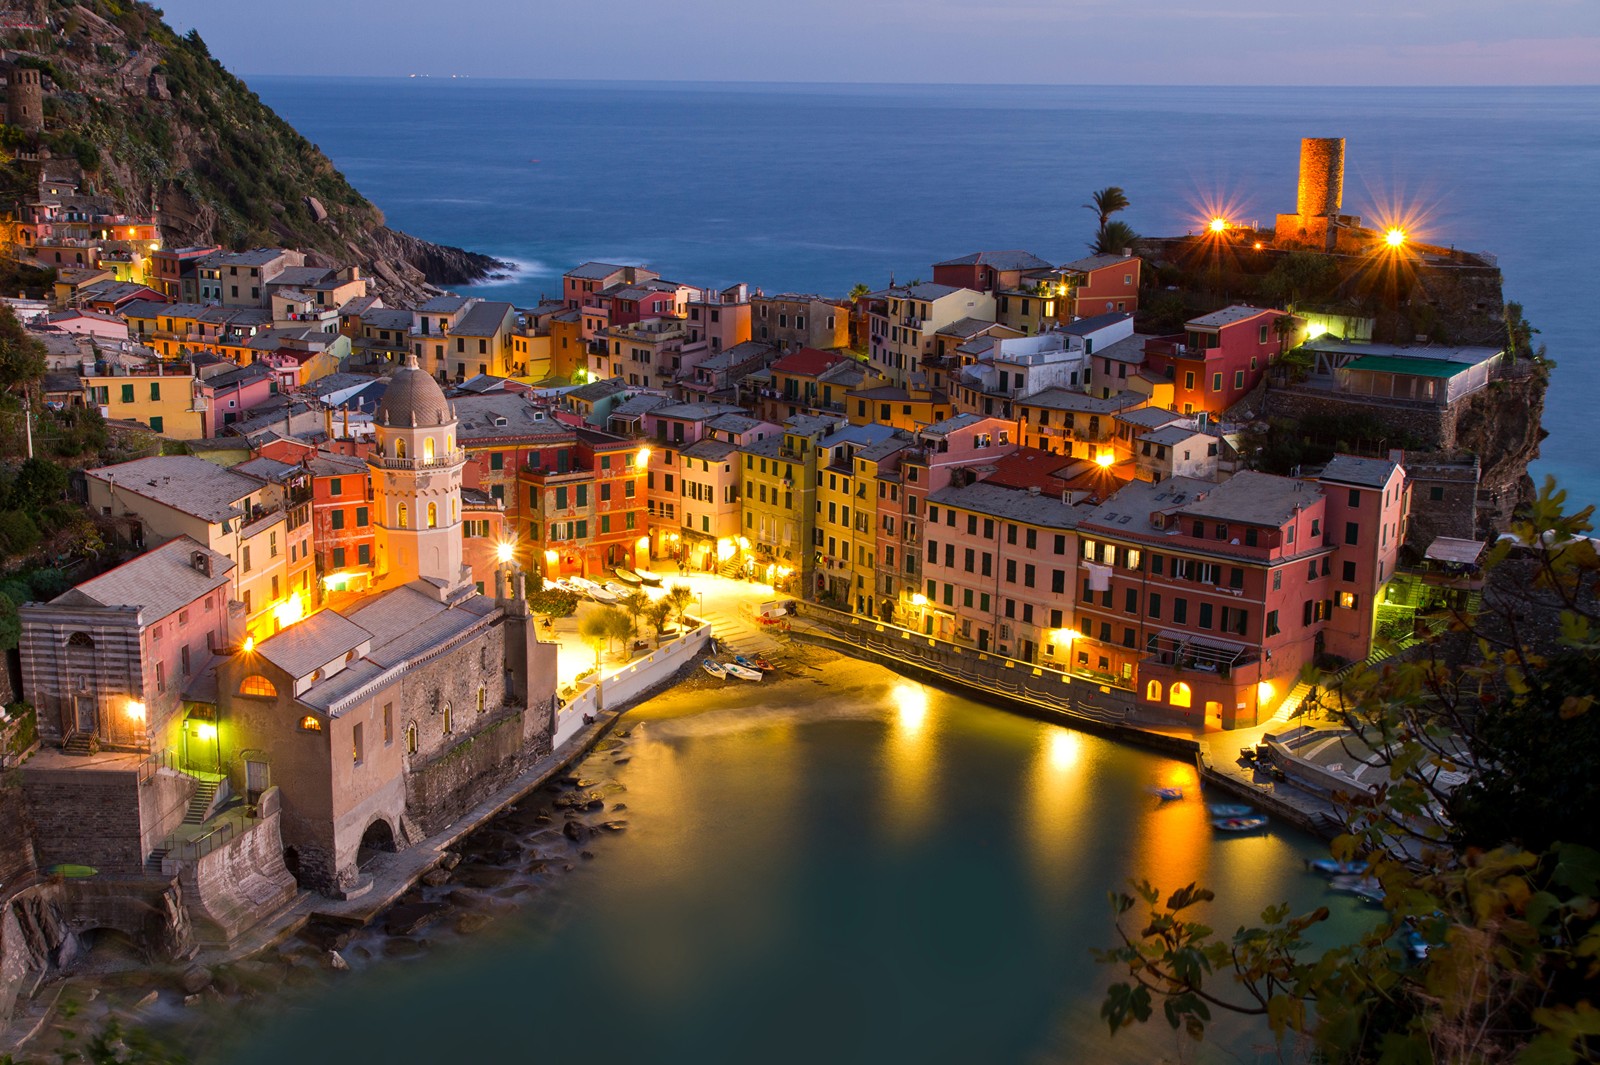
{"left": 0, "top": 0, "right": 506, "bottom": 302}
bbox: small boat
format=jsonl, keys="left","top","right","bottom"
{"left": 723, "top": 662, "right": 763, "bottom": 682}
{"left": 1153, "top": 787, "right": 1185, "bottom": 801}
{"left": 570, "top": 577, "right": 618, "bottom": 604}
{"left": 1208, "top": 803, "right": 1253, "bottom": 818}
{"left": 611, "top": 568, "right": 644, "bottom": 586}
{"left": 1401, "top": 929, "right": 1430, "bottom": 962}
{"left": 1329, "top": 875, "right": 1385, "bottom": 904}
{"left": 1307, "top": 858, "right": 1368, "bottom": 876}
{"left": 701, "top": 659, "right": 727, "bottom": 679}
{"left": 735, "top": 654, "right": 774, "bottom": 673}
{"left": 603, "top": 581, "right": 633, "bottom": 600}
{"left": 1212, "top": 815, "right": 1269, "bottom": 832}
{"left": 633, "top": 569, "right": 663, "bottom": 587}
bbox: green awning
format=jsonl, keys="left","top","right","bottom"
{"left": 1341, "top": 355, "right": 1465, "bottom": 378}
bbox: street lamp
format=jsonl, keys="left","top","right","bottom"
{"left": 496, "top": 540, "right": 516, "bottom": 565}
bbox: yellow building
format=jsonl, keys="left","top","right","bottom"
{"left": 739, "top": 415, "right": 836, "bottom": 596}
{"left": 83, "top": 364, "right": 204, "bottom": 439}
{"left": 844, "top": 384, "right": 953, "bottom": 432}
{"left": 85, "top": 455, "right": 314, "bottom": 641}
{"left": 811, "top": 423, "right": 904, "bottom": 612}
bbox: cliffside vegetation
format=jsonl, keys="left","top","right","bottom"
{"left": 0, "top": 0, "right": 503, "bottom": 294}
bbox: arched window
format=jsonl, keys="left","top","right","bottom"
{"left": 298, "top": 714, "right": 322, "bottom": 732}
{"left": 428, "top": 503, "right": 438, "bottom": 528}
{"left": 405, "top": 722, "right": 418, "bottom": 755}
{"left": 67, "top": 631, "right": 95, "bottom": 648}
{"left": 477, "top": 687, "right": 486, "bottom": 714}
{"left": 398, "top": 503, "right": 408, "bottom": 529}
{"left": 446, "top": 434, "right": 454, "bottom": 453}
{"left": 1145, "top": 680, "right": 1162, "bottom": 702}
{"left": 442, "top": 702, "right": 453, "bottom": 734}
{"left": 1169, "top": 682, "right": 1192, "bottom": 709}
{"left": 240, "top": 674, "right": 278, "bottom": 697}
{"left": 423, "top": 436, "right": 435, "bottom": 462}
{"left": 451, "top": 499, "right": 458, "bottom": 520}
{"left": 395, "top": 438, "right": 407, "bottom": 459}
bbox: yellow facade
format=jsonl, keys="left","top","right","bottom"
{"left": 83, "top": 370, "right": 204, "bottom": 439}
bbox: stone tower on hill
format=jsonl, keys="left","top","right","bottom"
{"left": 369, "top": 352, "right": 468, "bottom": 591}
{"left": 5, "top": 64, "right": 43, "bottom": 131}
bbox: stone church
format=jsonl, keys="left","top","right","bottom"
{"left": 199, "top": 354, "right": 558, "bottom": 895}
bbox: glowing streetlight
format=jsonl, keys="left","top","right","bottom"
{"left": 911, "top": 593, "right": 928, "bottom": 607}
{"left": 544, "top": 549, "right": 559, "bottom": 564}
{"left": 195, "top": 722, "right": 217, "bottom": 741}
{"left": 1208, "top": 217, "right": 1228, "bottom": 233}
{"left": 125, "top": 700, "right": 146, "bottom": 723}
{"left": 637, "top": 446, "right": 652, "bottom": 466}
{"left": 496, "top": 540, "right": 516, "bottom": 564}
{"left": 1257, "top": 680, "right": 1275, "bottom": 704}
{"left": 1384, "top": 228, "right": 1406, "bottom": 248}
{"left": 1095, "top": 451, "right": 1115, "bottom": 469}
{"left": 242, "top": 636, "right": 254, "bottom": 654}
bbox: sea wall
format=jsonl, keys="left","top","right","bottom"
{"left": 178, "top": 790, "right": 299, "bottom": 949}
{"left": 555, "top": 623, "right": 712, "bottom": 747}
{"left": 21, "top": 764, "right": 193, "bottom": 875}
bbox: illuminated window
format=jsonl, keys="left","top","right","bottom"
{"left": 477, "top": 687, "right": 486, "bottom": 714}
{"left": 405, "top": 722, "right": 418, "bottom": 755}
{"left": 428, "top": 503, "right": 438, "bottom": 528}
{"left": 442, "top": 703, "right": 453, "bottom": 734}
{"left": 240, "top": 674, "right": 277, "bottom": 697}
{"left": 398, "top": 503, "right": 408, "bottom": 529}
{"left": 1169, "top": 682, "right": 1192, "bottom": 709}
{"left": 1145, "top": 680, "right": 1162, "bottom": 702}
{"left": 1338, "top": 591, "right": 1356, "bottom": 609}
{"left": 298, "top": 714, "right": 322, "bottom": 732}
{"left": 423, "top": 436, "right": 435, "bottom": 462}
{"left": 395, "top": 438, "right": 407, "bottom": 459}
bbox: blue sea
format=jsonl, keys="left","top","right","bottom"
{"left": 254, "top": 78, "right": 1599, "bottom": 510}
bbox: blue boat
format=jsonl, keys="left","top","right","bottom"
{"left": 701, "top": 659, "right": 727, "bottom": 679}
{"left": 1307, "top": 858, "right": 1368, "bottom": 876}
{"left": 1212, "top": 815, "right": 1269, "bottom": 832}
{"left": 1153, "top": 787, "right": 1184, "bottom": 801}
{"left": 1208, "top": 803, "right": 1253, "bottom": 817}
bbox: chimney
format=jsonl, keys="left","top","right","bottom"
{"left": 192, "top": 550, "right": 212, "bottom": 577}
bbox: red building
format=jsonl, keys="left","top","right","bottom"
{"left": 1141, "top": 305, "right": 1296, "bottom": 415}
{"left": 932, "top": 250, "right": 1054, "bottom": 294}
{"left": 309, "top": 452, "right": 376, "bottom": 600}
{"left": 1073, "top": 463, "right": 1403, "bottom": 729}
{"left": 1056, "top": 252, "right": 1142, "bottom": 318}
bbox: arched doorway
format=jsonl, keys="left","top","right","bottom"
{"left": 357, "top": 818, "right": 397, "bottom": 868}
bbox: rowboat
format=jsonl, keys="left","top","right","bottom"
{"left": 632, "top": 569, "right": 663, "bottom": 587}
{"left": 1307, "top": 858, "right": 1368, "bottom": 876}
{"left": 1329, "top": 875, "right": 1386, "bottom": 904}
{"left": 735, "top": 654, "right": 774, "bottom": 673}
{"left": 569, "top": 577, "right": 618, "bottom": 604}
{"left": 602, "top": 581, "right": 633, "bottom": 600}
{"left": 1208, "top": 803, "right": 1253, "bottom": 818}
{"left": 723, "top": 662, "right": 763, "bottom": 682}
{"left": 701, "top": 659, "right": 727, "bottom": 679}
{"left": 1212, "top": 815, "right": 1269, "bottom": 832}
{"left": 1153, "top": 787, "right": 1184, "bottom": 801}
{"left": 611, "top": 568, "right": 643, "bottom": 586}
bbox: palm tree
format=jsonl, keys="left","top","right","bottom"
{"left": 1092, "top": 220, "right": 1140, "bottom": 257}
{"left": 664, "top": 584, "right": 694, "bottom": 630}
{"left": 1084, "top": 186, "right": 1130, "bottom": 232}
{"left": 848, "top": 282, "right": 871, "bottom": 303}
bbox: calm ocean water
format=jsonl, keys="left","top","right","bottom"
{"left": 252, "top": 78, "right": 1600, "bottom": 508}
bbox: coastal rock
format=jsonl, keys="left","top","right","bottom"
{"left": 454, "top": 913, "right": 492, "bottom": 935}
{"left": 327, "top": 950, "right": 349, "bottom": 972}
{"left": 133, "top": 990, "right": 159, "bottom": 1009}
{"left": 452, "top": 864, "right": 514, "bottom": 889}
{"left": 421, "top": 868, "right": 452, "bottom": 888}
{"left": 562, "top": 820, "right": 594, "bottom": 844}
{"left": 384, "top": 902, "right": 447, "bottom": 937}
{"left": 438, "top": 851, "right": 463, "bottom": 871}
{"left": 600, "top": 821, "right": 628, "bottom": 832}
{"left": 179, "top": 964, "right": 212, "bottom": 995}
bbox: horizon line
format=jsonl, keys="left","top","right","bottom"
{"left": 237, "top": 73, "right": 1600, "bottom": 90}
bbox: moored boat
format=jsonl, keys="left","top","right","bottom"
{"left": 1212, "top": 815, "right": 1269, "bottom": 832}
{"left": 701, "top": 659, "right": 727, "bottom": 679}
{"left": 611, "top": 568, "right": 643, "bottom": 586}
{"left": 1329, "top": 875, "right": 1386, "bottom": 904}
{"left": 1307, "top": 858, "right": 1368, "bottom": 876}
{"left": 633, "top": 569, "right": 663, "bottom": 587}
{"left": 1153, "top": 787, "right": 1184, "bottom": 801}
{"left": 1208, "top": 803, "right": 1253, "bottom": 818}
{"left": 723, "top": 662, "right": 763, "bottom": 682}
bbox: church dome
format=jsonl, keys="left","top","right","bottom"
{"left": 376, "top": 353, "right": 452, "bottom": 428}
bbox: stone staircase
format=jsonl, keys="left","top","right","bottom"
{"left": 62, "top": 733, "right": 93, "bottom": 756}
{"left": 1267, "top": 679, "right": 1314, "bottom": 725}
{"left": 183, "top": 778, "right": 220, "bottom": 825}
{"left": 144, "top": 845, "right": 169, "bottom": 875}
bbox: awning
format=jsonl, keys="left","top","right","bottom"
{"left": 1424, "top": 536, "right": 1485, "bottom": 565}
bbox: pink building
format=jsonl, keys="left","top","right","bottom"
{"left": 1314, "top": 455, "right": 1409, "bottom": 661}
{"left": 196, "top": 362, "right": 278, "bottom": 435}
{"left": 1142, "top": 306, "right": 1299, "bottom": 416}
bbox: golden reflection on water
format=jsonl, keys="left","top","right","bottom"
{"left": 1025, "top": 726, "right": 1092, "bottom": 887}
{"left": 882, "top": 681, "right": 935, "bottom": 843}
{"left": 1128, "top": 760, "right": 1208, "bottom": 892}
{"left": 598, "top": 709, "right": 806, "bottom": 1006}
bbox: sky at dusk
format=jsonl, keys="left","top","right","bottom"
{"left": 153, "top": 0, "right": 1599, "bottom": 85}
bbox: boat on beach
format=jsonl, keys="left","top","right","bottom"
{"left": 632, "top": 569, "right": 663, "bottom": 587}
{"left": 611, "top": 568, "right": 643, "bottom": 586}
{"left": 1208, "top": 803, "right": 1253, "bottom": 818}
{"left": 723, "top": 662, "right": 763, "bottom": 682}
{"left": 570, "top": 577, "right": 618, "bottom": 604}
{"left": 735, "top": 654, "right": 774, "bottom": 673}
{"left": 1212, "top": 815, "right": 1269, "bottom": 832}
{"left": 701, "top": 659, "right": 727, "bottom": 679}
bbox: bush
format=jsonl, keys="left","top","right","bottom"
{"left": 527, "top": 588, "right": 578, "bottom": 618}
{"left": 0, "top": 511, "right": 41, "bottom": 556}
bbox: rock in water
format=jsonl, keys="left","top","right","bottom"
{"left": 384, "top": 901, "right": 447, "bottom": 936}
{"left": 562, "top": 820, "right": 593, "bottom": 843}
{"left": 180, "top": 963, "right": 212, "bottom": 995}
{"left": 327, "top": 950, "right": 349, "bottom": 971}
